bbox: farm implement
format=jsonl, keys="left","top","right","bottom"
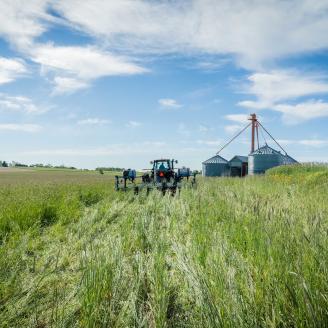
{"left": 115, "top": 159, "right": 197, "bottom": 194}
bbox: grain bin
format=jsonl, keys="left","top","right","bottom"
{"left": 202, "top": 155, "right": 229, "bottom": 177}
{"left": 248, "top": 145, "right": 297, "bottom": 175}
{"left": 228, "top": 155, "right": 248, "bottom": 177}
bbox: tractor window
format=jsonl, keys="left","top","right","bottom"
{"left": 156, "top": 161, "right": 169, "bottom": 170}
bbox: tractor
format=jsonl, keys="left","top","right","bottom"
{"left": 115, "top": 159, "right": 196, "bottom": 194}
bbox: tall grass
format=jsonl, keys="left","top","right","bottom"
{"left": 0, "top": 167, "right": 327, "bottom": 327}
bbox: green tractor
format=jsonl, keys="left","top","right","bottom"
{"left": 115, "top": 159, "right": 196, "bottom": 194}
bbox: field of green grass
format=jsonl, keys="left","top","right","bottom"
{"left": 0, "top": 165, "right": 327, "bottom": 327}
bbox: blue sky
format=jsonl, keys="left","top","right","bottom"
{"left": 1, "top": 0, "right": 328, "bottom": 169}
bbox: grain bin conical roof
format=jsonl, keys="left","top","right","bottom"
{"left": 202, "top": 155, "right": 228, "bottom": 164}
{"left": 250, "top": 145, "right": 297, "bottom": 164}
{"left": 250, "top": 144, "right": 279, "bottom": 155}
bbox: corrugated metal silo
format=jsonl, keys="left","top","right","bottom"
{"left": 248, "top": 145, "right": 297, "bottom": 175}
{"left": 202, "top": 155, "right": 229, "bottom": 177}
{"left": 228, "top": 155, "right": 248, "bottom": 177}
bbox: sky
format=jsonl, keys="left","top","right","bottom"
{"left": 1, "top": 0, "right": 328, "bottom": 170}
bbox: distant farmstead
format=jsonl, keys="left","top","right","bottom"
{"left": 202, "top": 114, "right": 298, "bottom": 177}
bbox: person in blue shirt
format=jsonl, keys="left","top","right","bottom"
{"left": 158, "top": 162, "right": 167, "bottom": 170}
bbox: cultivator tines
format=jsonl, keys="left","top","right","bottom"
{"left": 115, "top": 159, "right": 197, "bottom": 194}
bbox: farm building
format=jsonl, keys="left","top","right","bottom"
{"left": 228, "top": 155, "right": 248, "bottom": 177}
{"left": 202, "top": 114, "right": 298, "bottom": 177}
{"left": 248, "top": 144, "right": 297, "bottom": 175}
{"left": 202, "top": 155, "right": 229, "bottom": 177}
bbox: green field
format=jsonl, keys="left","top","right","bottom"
{"left": 0, "top": 165, "right": 327, "bottom": 327}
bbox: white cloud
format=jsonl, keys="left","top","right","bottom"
{"left": 0, "top": 0, "right": 50, "bottom": 50}
{"left": 23, "top": 142, "right": 168, "bottom": 156}
{"left": 33, "top": 44, "right": 146, "bottom": 79}
{"left": 225, "top": 114, "right": 249, "bottom": 124}
{"left": 1, "top": 1, "right": 328, "bottom": 72}
{"left": 0, "top": 94, "right": 46, "bottom": 114}
{"left": 31, "top": 44, "right": 147, "bottom": 94}
{"left": 0, "top": 57, "right": 27, "bottom": 84}
{"left": 53, "top": 77, "right": 89, "bottom": 95}
{"left": 237, "top": 100, "right": 268, "bottom": 110}
{"left": 278, "top": 139, "right": 328, "bottom": 147}
{"left": 238, "top": 70, "right": 328, "bottom": 123}
{"left": 126, "top": 121, "right": 141, "bottom": 128}
{"left": 77, "top": 118, "right": 111, "bottom": 125}
{"left": 275, "top": 139, "right": 295, "bottom": 145}
{"left": 299, "top": 139, "right": 328, "bottom": 147}
{"left": 194, "top": 59, "right": 230, "bottom": 71}
{"left": 0, "top": 123, "right": 42, "bottom": 132}
{"left": 53, "top": 0, "right": 328, "bottom": 68}
{"left": 239, "top": 70, "right": 328, "bottom": 109}
{"left": 224, "top": 114, "right": 250, "bottom": 134}
{"left": 197, "top": 139, "right": 222, "bottom": 146}
{"left": 224, "top": 124, "right": 244, "bottom": 135}
{"left": 274, "top": 100, "right": 328, "bottom": 124}
{"left": 158, "top": 98, "right": 183, "bottom": 108}
{"left": 2, "top": 0, "right": 328, "bottom": 96}
{"left": 0, "top": 2, "right": 148, "bottom": 93}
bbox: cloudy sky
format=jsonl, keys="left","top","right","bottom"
{"left": 1, "top": 0, "right": 328, "bottom": 169}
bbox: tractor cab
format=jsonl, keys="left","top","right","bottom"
{"left": 151, "top": 159, "right": 177, "bottom": 182}
{"left": 152, "top": 159, "right": 174, "bottom": 171}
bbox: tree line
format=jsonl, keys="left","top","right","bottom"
{"left": 95, "top": 167, "right": 124, "bottom": 172}
{"left": 0, "top": 161, "right": 124, "bottom": 171}
{"left": 0, "top": 161, "right": 77, "bottom": 169}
